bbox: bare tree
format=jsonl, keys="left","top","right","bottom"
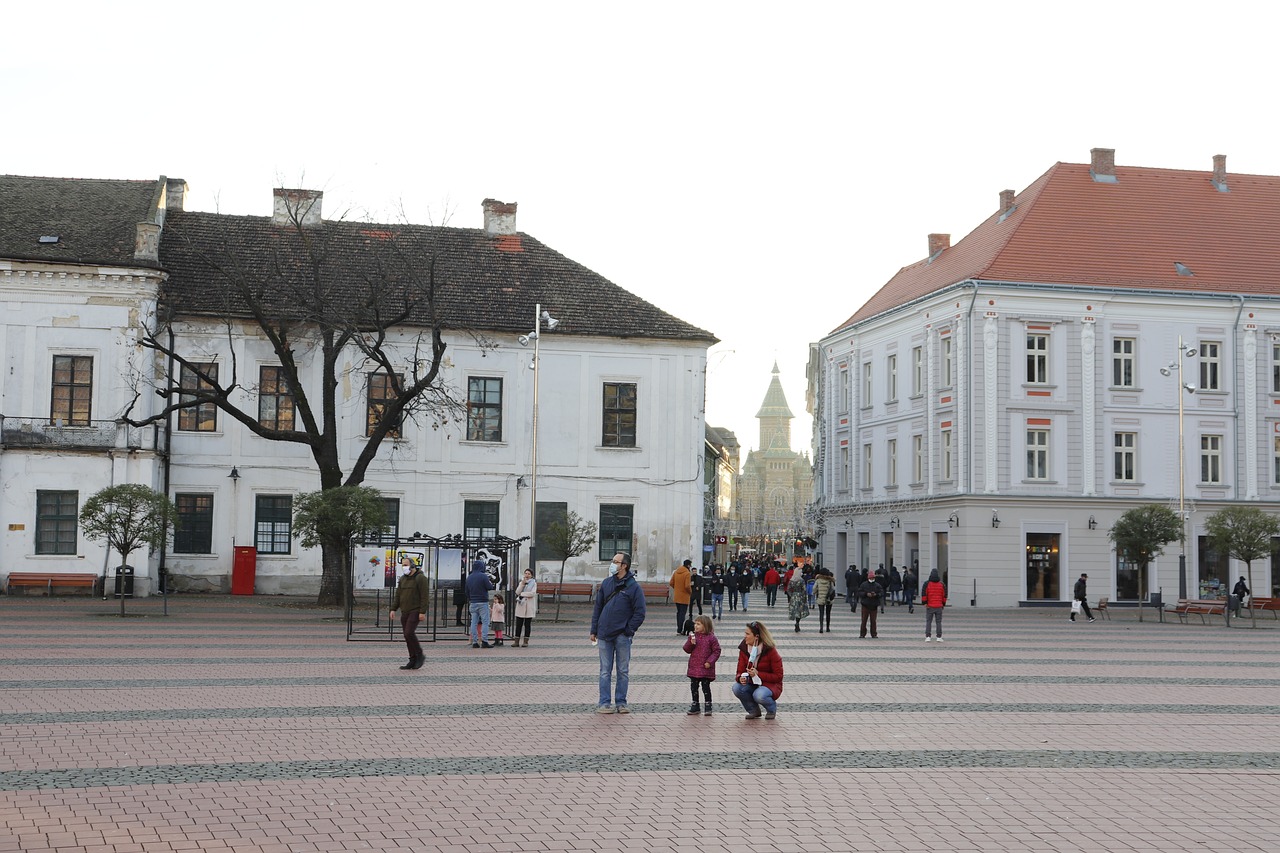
{"left": 542, "top": 510, "right": 598, "bottom": 623}
{"left": 120, "top": 193, "right": 468, "bottom": 605}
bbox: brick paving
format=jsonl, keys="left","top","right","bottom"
{"left": 1, "top": 594, "right": 1278, "bottom": 851}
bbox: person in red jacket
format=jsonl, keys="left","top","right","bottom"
{"left": 731, "top": 621, "right": 784, "bottom": 720}
{"left": 763, "top": 564, "right": 781, "bottom": 607}
{"left": 922, "top": 569, "right": 947, "bottom": 642}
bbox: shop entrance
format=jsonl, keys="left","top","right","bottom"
{"left": 1025, "top": 532, "right": 1060, "bottom": 600}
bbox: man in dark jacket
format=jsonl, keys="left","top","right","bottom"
{"left": 390, "top": 555, "right": 429, "bottom": 669}
{"left": 844, "top": 565, "right": 858, "bottom": 609}
{"left": 466, "top": 556, "right": 496, "bottom": 647}
{"left": 591, "top": 552, "right": 647, "bottom": 714}
{"left": 1071, "top": 573, "right": 1094, "bottom": 623}
{"left": 858, "top": 569, "right": 883, "bottom": 638}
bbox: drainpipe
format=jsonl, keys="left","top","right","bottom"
{"left": 100, "top": 449, "right": 117, "bottom": 598}
{"left": 1232, "top": 294, "right": 1245, "bottom": 502}
{"left": 963, "top": 283, "right": 980, "bottom": 495}
{"left": 158, "top": 326, "right": 176, "bottom": 606}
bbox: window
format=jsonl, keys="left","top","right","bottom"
{"left": 178, "top": 363, "right": 218, "bottom": 432}
{"left": 535, "top": 502, "right": 568, "bottom": 548}
{"left": 840, "top": 446, "right": 850, "bottom": 492}
{"left": 941, "top": 429, "right": 953, "bottom": 480}
{"left": 254, "top": 495, "right": 292, "bottom": 554}
{"left": 1026, "top": 333, "right": 1048, "bottom": 383}
{"left": 1274, "top": 435, "right": 1280, "bottom": 486}
{"left": 362, "top": 497, "right": 400, "bottom": 543}
{"left": 258, "top": 366, "right": 295, "bottom": 431}
{"left": 602, "top": 382, "right": 637, "bottom": 447}
{"left": 911, "top": 346, "right": 923, "bottom": 395}
{"left": 366, "top": 372, "right": 403, "bottom": 438}
{"left": 598, "top": 504, "right": 634, "bottom": 560}
{"left": 1200, "top": 434, "right": 1222, "bottom": 484}
{"left": 1112, "top": 338, "right": 1135, "bottom": 388}
{"left": 862, "top": 443, "right": 872, "bottom": 489}
{"left": 839, "top": 367, "right": 849, "bottom": 412}
{"left": 912, "top": 435, "right": 923, "bottom": 482}
{"left": 465, "top": 377, "right": 503, "bottom": 442}
{"left": 887, "top": 355, "right": 898, "bottom": 402}
{"left": 35, "top": 490, "right": 78, "bottom": 555}
{"left": 862, "top": 362, "right": 872, "bottom": 405}
{"left": 1026, "top": 429, "right": 1049, "bottom": 479}
{"left": 463, "top": 501, "right": 500, "bottom": 539}
{"left": 887, "top": 438, "right": 898, "bottom": 486}
{"left": 1272, "top": 344, "right": 1280, "bottom": 394}
{"left": 1113, "top": 432, "right": 1136, "bottom": 482}
{"left": 173, "top": 494, "right": 214, "bottom": 554}
{"left": 1199, "top": 341, "right": 1221, "bottom": 391}
{"left": 941, "top": 336, "right": 953, "bottom": 387}
{"left": 51, "top": 355, "right": 92, "bottom": 426}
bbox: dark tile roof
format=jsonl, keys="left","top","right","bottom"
{"left": 159, "top": 211, "right": 717, "bottom": 343}
{"left": 0, "top": 175, "right": 164, "bottom": 269}
{"left": 834, "top": 158, "right": 1280, "bottom": 331}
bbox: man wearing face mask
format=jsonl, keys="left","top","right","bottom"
{"left": 390, "top": 555, "right": 429, "bottom": 670}
{"left": 590, "top": 552, "right": 647, "bottom": 714}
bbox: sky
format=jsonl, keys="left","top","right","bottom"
{"left": 7, "top": 1, "right": 1280, "bottom": 462}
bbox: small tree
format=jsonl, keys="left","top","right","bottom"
{"left": 1204, "top": 506, "right": 1280, "bottom": 628}
{"left": 542, "top": 511, "right": 597, "bottom": 623}
{"left": 79, "top": 484, "right": 176, "bottom": 616}
{"left": 1108, "top": 504, "right": 1183, "bottom": 622}
{"left": 292, "top": 486, "right": 390, "bottom": 612}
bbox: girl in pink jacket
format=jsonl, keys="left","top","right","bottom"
{"left": 682, "top": 615, "right": 722, "bottom": 716}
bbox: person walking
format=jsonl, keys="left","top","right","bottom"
{"left": 875, "top": 564, "right": 889, "bottom": 614}
{"left": 466, "top": 555, "right": 495, "bottom": 648}
{"left": 728, "top": 561, "right": 740, "bottom": 612}
{"left": 922, "top": 569, "right": 947, "bottom": 641}
{"left": 590, "top": 553, "right": 647, "bottom": 714}
{"left": 709, "top": 568, "right": 726, "bottom": 620}
{"left": 512, "top": 568, "right": 537, "bottom": 647}
{"left": 1233, "top": 575, "right": 1250, "bottom": 615}
{"left": 683, "top": 615, "right": 721, "bottom": 715}
{"left": 737, "top": 564, "right": 754, "bottom": 612}
{"left": 763, "top": 563, "right": 781, "bottom": 607}
{"left": 844, "top": 565, "right": 858, "bottom": 609}
{"left": 732, "top": 621, "right": 784, "bottom": 720}
{"left": 1071, "top": 573, "right": 1095, "bottom": 623}
{"left": 671, "top": 559, "right": 693, "bottom": 634}
{"left": 889, "top": 566, "right": 903, "bottom": 605}
{"left": 858, "top": 568, "right": 883, "bottom": 638}
{"left": 389, "top": 555, "right": 429, "bottom": 670}
{"left": 786, "top": 566, "right": 809, "bottom": 632}
{"left": 813, "top": 567, "right": 835, "bottom": 633}
{"left": 902, "top": 565, "right": 918, "bottom": 614}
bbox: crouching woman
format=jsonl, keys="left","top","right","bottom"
{"left": 732, "top": 621, "right": 784, "bottom": 720}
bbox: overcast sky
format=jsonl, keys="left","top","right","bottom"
{"left": 7, "top": 1, "right": 1280, "bottom": 461}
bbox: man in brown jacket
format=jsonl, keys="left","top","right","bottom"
{"left": 670, "top": 559, "right": 693, "bottom": 634}
{"left": 390, "top": 555, "right": 429, "bottom": 669}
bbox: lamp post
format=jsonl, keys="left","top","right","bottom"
{"left": 1160, "top": 336, "right": 1197, "bottom": 600}
{"left": 521, "top": 304, "right": 559, "bottom": 574}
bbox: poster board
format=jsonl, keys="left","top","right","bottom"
{"left": 354, "top": 547, "right": 427, "bottom": 591}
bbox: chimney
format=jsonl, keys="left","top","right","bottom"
{"left": 272, "top": 188, "right": 323, "bottom": 226}
{"left": 482, "top": 198, "right": 518, "bottom": 235}
{"left": 1212, "top": 154, "right": 1229, "bottom": 193}
{"left": 998, "top": 189, "right": 1017, "bottom": 221}
{"left": 927, "top": 233, "right": 950, "bottom": 260}
{"left": 1090, "top": 147, "right": 1118, "bottom": 183}
{"left": 165, "top": 178, "right": 188, "bottom": 212}
{"left": 134, "top": 222, "right": 161, "bottom": 262}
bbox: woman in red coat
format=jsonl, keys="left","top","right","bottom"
{"left": 731, "top": 621, "right": 784, "bottom": 720}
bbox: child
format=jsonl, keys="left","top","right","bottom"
{"left": 682, "top": 615, "right": 721, "bottom": 716}
{"left": 490, "top": 593, "right": 506, "bottom": 647}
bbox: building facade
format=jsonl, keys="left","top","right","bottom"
{"left": 809, "top": 149, "right": 1280, "bottom": 605}
{"left": 737, "top": 363, "right": 813, "bottom": 558}
{"left": 1, "top": 175, "right": 716, "bottom": 594}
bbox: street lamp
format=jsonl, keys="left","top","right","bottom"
{"left": 520, "top": 304, "right": 559, "bottom": 575}
{"left": 1159, "top": 336, "right": 1197, "bottom": 599}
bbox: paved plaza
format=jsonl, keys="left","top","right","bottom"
{"left": 1, "top": 592, "right": 1278, "bottom": 852}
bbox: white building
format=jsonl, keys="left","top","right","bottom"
{"left": 808, "top": 149, "right": 1280, "bottom": 607}
{"left": 1, "top": 175, "right": 715, "bottom": 594}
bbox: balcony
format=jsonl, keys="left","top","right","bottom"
{"left": 0, "top": 416, "right": 165, "bottom": 453}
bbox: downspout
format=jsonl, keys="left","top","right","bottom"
{"left": 99, "top": 450, "right": 117, "bottom": 598}
{"left": 964, "top": 283, "right": 980, "bottom": 495}
{"left": 1232, "top": 294, "right": 1245, "bottom": 502}
{"left": 158, "top": 325, "right": 176, "bottom": 595}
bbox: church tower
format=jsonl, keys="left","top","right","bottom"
{"left": 756, "top": 361, "right": 793, "bottom": 451}
{"left": 736, "top": 363, "right": 813, "bottom": 557}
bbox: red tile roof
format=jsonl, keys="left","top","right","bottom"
{"left": 834, "top": 158, "right": 1280, "bottom": 331}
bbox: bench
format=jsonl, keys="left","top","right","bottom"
{"left": 5, "top": 571, "right": 99, "bottom": 596}
{"left": 1243, "top": 597, "right": 1280, "bottom": 619}
{"left": 537, "top": 581, "right": 597, "bottom": 603}
{"left": 637, "top": 582, "right": 671, "bottom": 603}
{"left": 1166, "top": 598, "right": 1228, "bottom": 625}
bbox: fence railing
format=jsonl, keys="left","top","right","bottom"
{"left": 0, "top": 416, "right": 165, "bottom": 452}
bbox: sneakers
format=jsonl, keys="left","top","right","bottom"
{"left": 764, "top": 711, "right": 777, "bottom": 720}
{"left": 1088, "top": 618, "right": 1096, "bottom": 623}
{"left": 744, "top": 709, "right": 762, "bottom": 720}
{"left": 924, "top": 636, "right": 932, "bottom": 642}
{"left": 596, "top": 705, "right": 615, "bottom": 714}
{"left": 686, "top": 704, "right": 701, "bottom": 715}
{"left": 471, "top": 643, "right": 480, "bottom": 649}
{"left": 936, "top": 638, "right": 944, "bottom": 643}
{"left": 616, "top": 705, "right": 630, "bottom": 714}
{"left": 481, "top": 642, "right": 493, "bottom": 649}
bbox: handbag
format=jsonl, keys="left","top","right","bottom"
{"left": 1071, "top": 600, "right": 1083, "bottom": 615}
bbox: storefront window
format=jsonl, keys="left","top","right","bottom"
{"left": 1025, "top": 533, "right": 1060, "bottom": 599}
{"left": 1197, "top": 535, "right": 1229, "bottom": 598}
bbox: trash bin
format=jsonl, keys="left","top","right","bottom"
{"left": 1149, "top": 591, "right": 1162, "bottom": 609}
{"left": 231, "top": 546, "right": 257, "bottom": 595}
{"left": 113, "top": 566, "right": 135, "bottom": 598}
{"left": 1229, "top": 593, "right": 1241, "bottom": 616}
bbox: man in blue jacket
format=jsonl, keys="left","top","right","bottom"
{"left": 590, "top": 552, "right": 647, "bottom": 714}
{"left": 466, "top": 556, "right": 495, "bottom": 648}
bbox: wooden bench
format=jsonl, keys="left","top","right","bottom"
{"left": 1166, "top": 598, "right": 1228, "bottom": 625}
{"left": 5, "top": 571, "right": 99, "bottom": 596}
{"left": 537, "top": 581, "right": 596, "bottom": 603}
{"left": 1243, "top": 597, "right": 1280, "bottom": 619}
{"left": 638, "top": 582, "right": 671, "bottom": 603}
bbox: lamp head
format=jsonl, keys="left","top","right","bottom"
{"left": 1159, "top": 366, "right": 1172, "bottom": 377}
{"left": 518, "top": 334, "right": 531, "bottom": 347}
{"left": 541, "top": 311, "right": 560, "bottom": 330}
{"left": 1184, "top": 347, "right": 1197, "bottom": 358}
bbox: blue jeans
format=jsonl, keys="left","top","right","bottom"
{"left": 740, "top": 591, "right": 750, "bottom": 611}
{"left": 711, "top": 593, "right": 724, "bottom": 619}
{"left": 468, "top": 602, "right": 491, "bottom": 643}
{"left": 597, "top": 633, "right": 633, "bottom": 708}
{"left": 731, "top": 681, "right": 777, "bottom": 714}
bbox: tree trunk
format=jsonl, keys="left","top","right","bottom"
{"left": 317, "top": 536, "right": 346, "bottom": 606}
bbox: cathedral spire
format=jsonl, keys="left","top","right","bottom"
{"left": 755, "top": 363, "right": 793, "bottom": 451}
